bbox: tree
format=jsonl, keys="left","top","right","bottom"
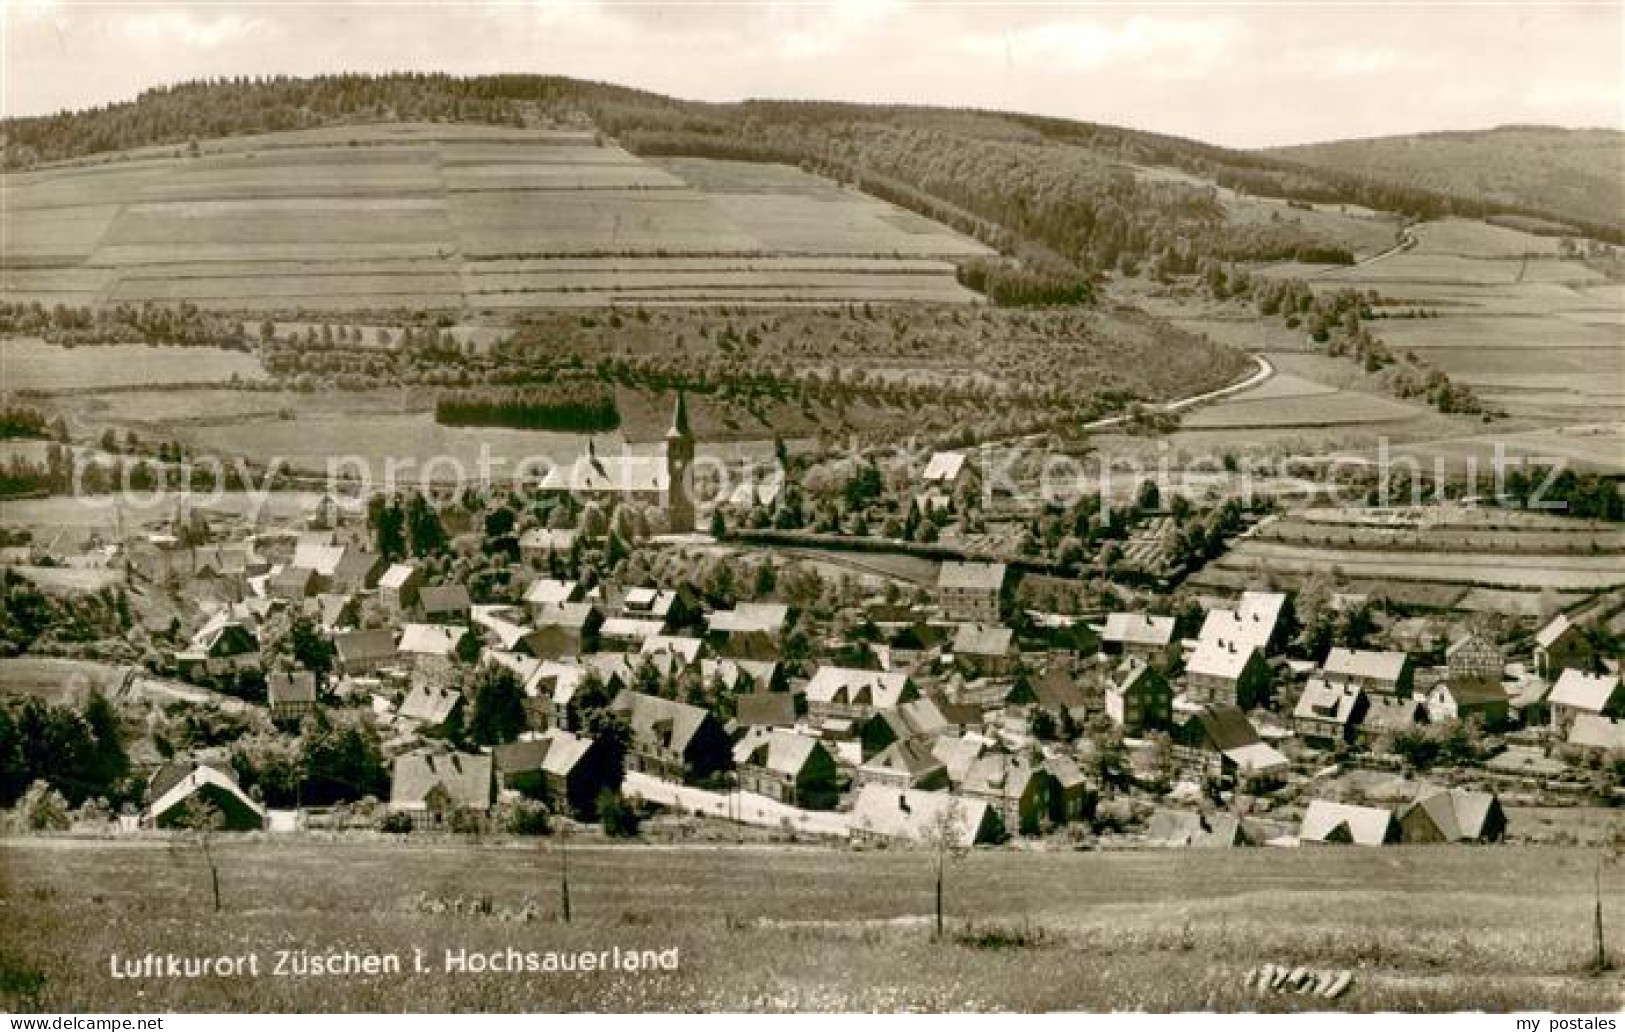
{"left": 454, "top": 628, "right": 482, "bottom": 666}
{"left": 404, "top": 493, "right": 447, "bottom": 557}
{"left": 469, "top": 666, "right": 527, "bottom": 746}
{"left": 173, "top": 798, "right": 225, "bottom": 912}
{"left": 371, "top": 496, "right": 406, "bottom": 561}
{"left": 288, "top": 617, "right": 335, "bottom": 685}
{"left": 18, "top": 779, "right": 69, "bottom": 831}
{"left": 597, "top": 790, "right": 639, "bottom": 837}
{"left": 920, "top": 797, "right": 971, "bottom": 940}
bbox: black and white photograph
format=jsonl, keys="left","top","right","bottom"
{"left": 1, "top": 0, "right": 1622, "bottom": 1018}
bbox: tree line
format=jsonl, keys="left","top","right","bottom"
{"left": 434, "top": 383, "right": 622, "bottom": 433}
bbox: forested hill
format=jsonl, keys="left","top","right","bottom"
{"left": 1266, "top": 126, "right": 1625, "bottom": 236}
{"left": 5, "top": 75, "right": 1619, "bottom": 287}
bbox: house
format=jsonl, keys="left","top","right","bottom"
{"left": 175, "top": 618, "right": 261, "bottom": 677}
{"left": 149, "top": 762, "right": 265, "bottom": 832}
{"left": 848, "top": 786, "right": 999, "bottom": 846}
{"left": 614, "top": 585, "right": 689, "bottom": 626}
{"left": 398, "top": 623, "right": 464, "bottom": 663}
{"left": 521, "top": 603, "right": 603, "bottom": 659}
{"left": 961, "top": 752, "right": 1054, "bottom": 835}
{"left": 858, "top": 738, "right": 949, "bottom": 790}
{"left": 1031, "top": 666, "right": 1089, "bottom": 721}
{"left": 1292, "top": 679, "right": 1367, "bottom": 748}
{"left": 1184, "top": 636, "right": 1271, "bottom": 709}
{"left": 735, "top": 692, "right": 798, "bottom": 730}
{"left": 268, "top": 670, "right": 318, "bottom": 723}
{"left": 705, "top": 602, "right": 790, "bottom": 659}
{"left": 640, "top": 634, "right": 705, "bottom": 671}
{"left": 303, "top": 592, "right": 360, "bottom": 634}
{"left": 267, "top": 564, "right": 317, "bottom": 600}
{"left": 1321, "top": 648, "right": 1413, "bottom": 698}
{"left": 1105, "top": 659, "right": 1172, "bottom": 735}
{"left": 1043, "top": 756, "right": 1095, "bottom": 823}
{"left": 732, "top": 729, "right": 839, "bottom": 808}
{"left": 492, "top": 730, "right": 618, "bottom": 817}
{"left": 333, "top": 628, "right": 397, "bottom": 675}
{"left": 609, "top": 690, "right": 731, "bottom": 783}
{"left": 1197, "top": 591, "right": 1287, "bottom": 655}
{"left": 417, "top": 584, "right": 472, "bottom": 625}
{"left": 1101, "top": 613, "right": 1178, "bottom": 667}
{"left": 376, "top": 563, "right": 422, "bottom": 614}
{"left": 1426, "top": 679, "right": 1511, "bottom": 725}
{"left": 937, "top": 562, "right": 1007, "bottom": 624}
{"left": 1534, "top": 614, "right": 1593, "bottom": 679}
{"left": 519, "top": 528, "right": 579, "bottom": 562}
{"left": 1362, "top": 696, "right": 1430, "bottom": 739}
{"left": 597, "top": 617, "right": 666, "bottom": 652}
{"left": 1397, "top": 788, "right": 1506, "bottom": 844}
{"left": 397, "top": 682, "right": 464, "bottom": 730}
{"left": 1172, "top": 705, "right": 1289, "bottom": 785}
{"left": 1298, "top": 799, "right": 1399, "bottom": 846}
{"left": 523, "top": 577, "right": 584, "bottom": 613}
{"left": 701, "top": 658, "right": 784, "bottom": 695}
{"left": 388, "top": 750, "right": 493, "bottom": 828}
{"left": 471, "top": 605, "right": 532, "bottom": 652}
{"left": 951, "top": 623, "right": 1017, "bottom": 676}
{"left": 921, "top": 450, "right": 969, "bottom": 491}
{"left": 1548, "top": 669, "right": 1624, "bottom": 732}
{"left": 329, "top": 548, "right": 385, "bottom": 595}
{"left": 1445, "top": 631, "right": 1504, "bottom": 687}
{"left": 1146, "top": 809, "right": 1247, "bottom": 848}
{"left": 805, "top": 666, "right": 917, "bottom": 723}
{"left": 860, "top": 697, "right": 950, "bottom": 759}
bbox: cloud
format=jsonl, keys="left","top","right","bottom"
{"left": 960, "top": 14, "right": 1238, "bottom": 74}
{"left": 116, "top": 9, "right": 266, "bottom": 50}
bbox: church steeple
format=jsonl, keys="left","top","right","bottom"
{"left": 666, "top": 391, "right": 691, "bottom": 441}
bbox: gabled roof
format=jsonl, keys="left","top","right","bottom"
{"left": 1299, "top": 799, "right": 1397, "bottom": 845}
{"left": 700, "top": 658, "right": 779, "bottom": 694}
{"left": 640, "top": 635, "right": 704, "bottom": 666}
{"left": 418, "top": 584, "right": 471, "bottom": 615}
{"left": 961, "top": 752, "right": 1044, "bottom": 798}
{"left": 706, "top": 602, "right": 790, "bottom": 635}
{"left": 937, "top": 561, "right": 1007, "bottom": 592}
{"left": 1103, "top": 613, "right": 1176, "bottom": 647}
{"left": 1223, "top": 741, "right": 1290, "bottom": 776}
{"left": 806, "top": 666, "right": 914, "bottom": 709}
{"left": 849, "top": 786, "right": 992, "bottom": 844}
{"left": 1323, "top": 647, "right": 1409, "bottom": 683}
{"left": 735, "top": 692, "right": 797, "bottom": 728}
{"left": 1033, "top": 667, "right": 1088, "bottom": 711}
{"left": 1294, "top": 679, "right": 1363, "bottom": 726}
{"left": 471, "top": 607, "right": 531, "bottom": 651}
{"left": 1446, "top": 631, "right": 1500, "bottom": 659}
{"left": 610, "top": 690, "right": 715, "bottom": 755}
{"left": 494, "top": 730, "right": 596, "bottom": 779}
{"left": 1147, "top": 808, "right": 1244, "bottom": 848}
{"left": 268, "top": 670, "right": 317, "bottom": 706}
{"left": 377, "top": 563, "right": 419, "bottom": 590}
{"left": 931, "top": 736, "right": 986, "bottom": 786}
{"left": 870, "top": 697, "right": 949, "bottom": 743}
{"left": 1535, "top": 613, "right": 1577, "bottom": 649}
{"left": 600, "top": 617, "right": 667, "bottom": 641}
{"left": 398, "top": 682, "right": 462, "bottom": 725}
{"left": 531, "top": 601, "right": 601, "bottom": 631}
{"left": 398, "top": 623, "right": 463, "bottom": 657}
{"left": 149, "top": 763, "right": 264, "bottom": 826}
{"left": 331, "top": 548, "right": 381, "bottom": 581}
{"left": 390, "top": 750, "right": 491, "bottom": 811}
{"left": 1567, "top": 713, "right": 1625, "bottom": 752}
{"left": 291, "top": 539, "right": 345, "bottom": 577}
{"left": 1438, "top": 678, "right": 1510, "bottom": 708}
{"left": 518, "top": 528, "right": 578, "bottom": 553}
{"left": 334, "top": 627, "right": 397, "bottom": 665}
{"left": 1364, "top": 696, "right": 1427, "bottom": 731}
{"left": 523, "top": 578, "right": 581, "bottom": 607}
{"left": 1400, "top": 788, "right": 1502, "bottom": 842}
{"left": 922, "top": 451, "right": 967, "bottom": 484}
{"left": 1549, "top": 670, "right": 1622, "bottom": 713}
{"left": 1111, "top": 658, "right": 1164, "bottom": 696}
{"left": 1197, "top": 591, "right": 1284, "bottom": 654}
{"left": 538, "top": 449, "right": 669, "bottom": 495}
{"left": 861, "top": 737, "right": 946, "bottom": 780}
{"left": 733, "top": 728, "right": 826, "bottom": 777}
{"left": 620, "top": 586, "right": 679, "bottom": 617}
{"left": 1188, "top": 704, "right": 1261, "bottom": 753}
{"left": 952, "top": 623, "right": 1014, "bottom": 658}
{"left": 1186, "top": 636, "right": 1259, "bottom": 681}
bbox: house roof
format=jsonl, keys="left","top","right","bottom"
{"left": 291, "top": 539, "right": 346, "bottom": 577}
{"left": 733, "top": 728, "right": 826, "bottom": 777}
{"left": 334, "top": 627, "right": 397, "bottom": 665}
{"left": 870, "top": 697, "right": 949, "bottom": 743}
{"left": 1549, "top": 670, "right": 1622, "bottom": 714}
{"left": 1323, "top": 647, "right": 1409, "bottom": 683}
{"left": 601, "top": 617, "right": 667, "bottom": 641}
{"left": 377, "top": 563, "right": 419, "bottom": 590}
{"left": 518, "top": 528, "right": 578, "bottom": 553}
{"left": 620, "top": 586, "right": 678, "bottom": 617}
{"left": 931, "top": 736, "right": 986, "bottom": 785}
{"left": 862, "top": 737, "right": 946, "bottom": 779}
{"left": 1364, "top": 696, "right": 1427, "bottom": 731}
{"left": 640, "top": 635, "right": 704, "bottom": 666}
{"left": 849, "top": 785, "right": 991, "bottom": 844}
{"left": 418, "top": 584, "right": 471, "bottom": 614}
{"left": 1103, "top": 613, "right": 1176, "bottom": 648}
{"left": 268, "top": 670, "right": 317, "bottom": 706}
{"left": 494, "top": 730, "right": 596, "bottom": 779}
{"left": 1401, "top": 788, "right": 1501, "bottom": 841}
{"left": 735, "top": 692, "right": 797, "bottom": 728}
{"left": 1446, "top": 631, "right": 1500, "bottom": 659}
{"left": 1033, "top": 667, "right": 1088, "bottom": 711}
{"left": 1189, "top": 704, "right": 1261, "bottom": 752}
{"left": 610, "top": 690, "right": 715, "bottom": 756}
{"left": 1112, "top": 658, "right": 1163, "bottom": 696}
{"left": 806, "top": 666, "right": 914, "bottom": 709}
{"left": 1223, "top": 741, "right": 1290, "bottom": 776}
{"left": 149, "top": 763, "right": 264, "bottom": 825}
{"left": 389, "top": 750, "right": 491, "bottom": 811}
{"left": 523, "top": 578, "right": 581, "bottom": 607}
{"left": 398, "top": 682, "right": 463, "bottom": 725}
{"left": 1299, "top": 799, "right": 1396, "bottom": 845}
{"left": 1147, "top": 808, "right": 1243, "bottom": 848}
{"left": 937, "top": 561, "right": 1007, "bottom": 592}
{"left": 961, "top": 752, "right": 1044, "bottom": 798}
{"left": 1294, "top": 679, "right": 1363, "bottom": 726}
{"left": 922, "top": 451, "right": 967, "bottom": 484}
{"left": 1439, "top": 678, "right": 1510, "bottom": 708}
{"left": 398, "top": 623, "right": 463, "bottom": 657}
{"left": 1535, "top": 613, "right": 1576, "bottom": 649}
{"left": 331, "top": 548, "right": 380, "bottom": 581}
{"left": 706, "top": 602, "right": 790, "bottom": 635}
{"left": 701, "top": 658, "right": 779, "bottom": 694}
{"left": 531, "top": 601, "right": 600, "bottom": 631}
{"left": 1186, "top": 637, "right": 1259, "bottom": 681}
{"left": 538, "top": 448, "right": 668, "bottom": 495}
{"left": 1197, "top": 591, "right": 1284, "bottom": 654}
{"left": 952, "top": 623, "right": 1014, "bottom": 658}
{"left": 1568, "top": 714, "right": 1625, "bottom": 752}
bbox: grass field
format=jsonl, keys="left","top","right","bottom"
{"left": 2, "top": 337, "right": 267, "bottom": 392}
{"left": 1, "top": 125, "right": 993, "bottom": 312}
{"left": 1214, "top": 539, "right": 1624, "bottom": 591}
{"left": 1, "top": 839, "right": 1620, "bottom": 1012}
{"left": 0, "top": 656, "right": 126, "bottom": 703}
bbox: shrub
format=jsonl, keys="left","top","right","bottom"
{"left": 503, "top": 798, "right": 551, "bottom": 837}
{"left": 19, "top": 780, "right": 70, "bottom": 832}
{"left": 596, "top": 790, "right": 640, "bottom": 838}
{"left": 377, "top": 811, "right": 414, "bottom": 835}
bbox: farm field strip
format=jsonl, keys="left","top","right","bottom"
{"left": 1216, "top": 540, "right": 1625, "bottom": 590}
{"left": 1181, "top": 392, "right": 1423, "bottom": 429}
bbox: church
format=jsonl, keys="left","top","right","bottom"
{"left": 536, "top": 393, "right": 695, "bottom": 533}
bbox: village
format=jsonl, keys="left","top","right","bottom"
{"left": 4, "top": 394, "right": 1622, "bottom": 854}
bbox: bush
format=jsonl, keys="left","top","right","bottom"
{"left": 503, "top": 798, "right": 552, "bottom": 837}
{"left": 596, "top": 790, "right": 640, "bottom": 838}
{"left": 377, "top": 811, "right": 414, "bottom": 835}
{"left": 19, "top": 780, "right": 70, "bottom": 832}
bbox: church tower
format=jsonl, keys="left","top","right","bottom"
{"left": 664, "top": 391, "right": 695, "bottom": 533}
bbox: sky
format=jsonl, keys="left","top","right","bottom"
{"left": 2, "top": 0, "right": 1621, "bottom": 148}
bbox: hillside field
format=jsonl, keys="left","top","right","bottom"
{"left": 0, "top": 124, "right": 992, "bottom": 312}
{"left": 1, "top": 839, "right": 1621, "bottom": 1012}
